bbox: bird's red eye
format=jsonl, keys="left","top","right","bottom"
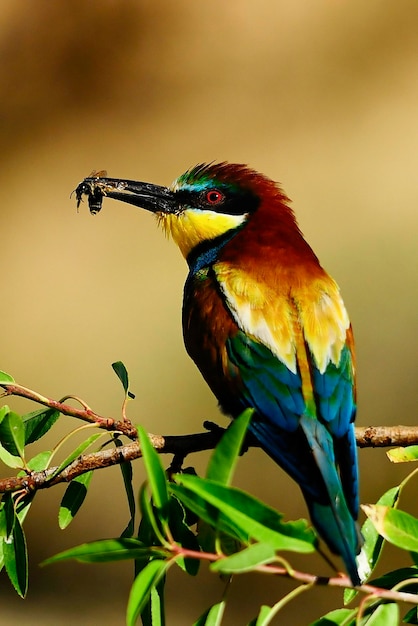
{"left": 205, "top": 189, "right": 224, "bottom": 205}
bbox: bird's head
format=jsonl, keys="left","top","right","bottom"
{"left": 76, "top": 162, "right": 296, "bottom": 260}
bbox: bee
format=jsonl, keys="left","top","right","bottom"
{"left": 73, "top": 169, "right": 108, "bottom": 214}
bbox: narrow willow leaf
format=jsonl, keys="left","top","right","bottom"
{"left": 387, "top": 446, "right": 418, "bottom": 463}
{"left": 171, "top": 482, "right": 255, "bottom": 545}
{"left": 59, "top": 471, "right": 93, "bottom": 529}
{"left": 0, "top": 410, "right": 25, "bottom": 458}
{"left": 308, "top": 608, "right": 357, "bottom": 625}
{"left": 115, "top": 437, "right": 135, "bottom": 538}
{"left": 138, "top": 426, "right": 169, "bottom": 522}
{"left": 23, "top": 408, "right": 60, "bottom": 444}
{"left": 0, "top": 539, "right": 4, "bottom": 572}
{"left": 211, "top": 542, "right": 277, "bottom": 574}
{"left": 141, "top": 576, "right": 166, "bottom": 626}
{"left": 249, "top": 605, "right": 272, "bottom": 626}
{"left": 173, "top": 475, "right": 315, "bottom": 553}
{"left": 120, "top": 466, "right": 136, "bottom": 537}
{"left": 0, "top": 405, "right": 10, "bottom": 423}
{"left": 150, "top": 582, "right": 165, "bottom": 626}
{"left": 168, "top": 496, "right": 200, "bottom": 576}
{"left": 362, "top": 505, "right": 418, "bottom": 552}
{"left": 26, "top": 450, "right": 53, "bottom": 472}
{"left": 197, "top": 518, "right": 241, "bottom": 559}
{"left": 0, "top": 443, "right": 23, "bottom": 469}
{"left": 366, "top": 602, "right": 399, "bottom": 625}
{"left": 112, "top": 360, "right": 130, "bottom": 394}
{"left": 403, "top": 606, "right": 418, "bottom": 624}
{"left": 3, "top": 494, "right": 16, "bottom": 538}
{"left": 42, "top": 538, "right": 156, "bottom": 565}
{"left": 0, "top": 503, "right": 7, "bottom": 538}
{"left": 206, "top": 409, "right": 253, "bottom": 485}
{"left": 367, "top": 567, "right": 418, "bottom": 592}
{"left": 0, "top": 502, "right": 9, "bottom": 557}
{"left": 14, "top": 494, "right": 34, "bottom": 528}
{"left": 3, "top": 513, "right": 28, "bottom": 597}
{"left": 0, "top": 371, "right": 15, "bottom": 383}
{"left": 345, "top": 485, "right": 401, "bottom": 603}
{"left": 126, "top": 559, "right": 169, "bottom": 626}
{"left": 138, "top": 483, "right": 167, "bottom": 547}
{"left": 49, "top": 433, "right": 102, "bottom": 478}
{"left": 193, "top": 601, "right": 226, "bottom": 626}
{"left": 1, "top": 492, "right": 33, "bottom": 535}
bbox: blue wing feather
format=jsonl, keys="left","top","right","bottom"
{"left": 226, "top": 329, "right": 361, "bottom": 584}
{"left": 227, "top": 332, "right": 303, "bottom": 431}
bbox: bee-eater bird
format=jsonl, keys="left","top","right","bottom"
{"left": 76, "top": 163, "right": 362, "bottom": 584}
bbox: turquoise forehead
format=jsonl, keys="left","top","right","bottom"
{"left": 172, "top": 165, "right": 240, "bottom": 193}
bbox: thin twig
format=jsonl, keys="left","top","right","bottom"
{"left": 171, "top": 544, "right": 418, "bottom": 606}
{"left": 0, "top": 382, "right": 137, "bottom": 438}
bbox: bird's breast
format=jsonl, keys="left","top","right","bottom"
{"left": 182, "top": 269, "right": 244, "bottom": 416}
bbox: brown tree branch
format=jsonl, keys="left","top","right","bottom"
{"left": 1, "top": 382, "right": 137, "bottom": 438}
{"left": 1, "top": 380, "right": 418, "bottom": 496}
{"left": 355, "top": 425, "right": 418, "bottom": 448}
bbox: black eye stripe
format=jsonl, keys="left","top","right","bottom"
{"left": 175, "top": 188, "right": 259, "bottom": 215}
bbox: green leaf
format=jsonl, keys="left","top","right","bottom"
{"left": 387, "top": 446, "right": 418, "bottom": 463}
{"left": 168, "top": 496, "right": 200, "bottom": 576}
{"left": 206, "top": 409, "right": 253, "bottom": 485}
{"left": 0, "top": 370, "right": 15, "bottom": 383}
{"left": 0, "top": 405, "right": 10, "bottom": 423}
{"left": 362, "top": 505, "right": 418, "bottom": 552}
{"left": 49, "top": 433, "right": 102, "bottom": 478}
{"left": 365, "top": 602, "right": 399, "bottom": 625}
{"left": 138, "top": 483, "right": 167, "bottom": 547}
{"left": 1, "top": 492, "right": 33, "bottom": 534}
{"left": 112, "top": 361, "right": 130, "bottom": 394}
{"left": 210, "top": 542, "right": 277, "bottom": 574}
{"left": 0, "top": 443, "right": 23, "bottom": 469}
{"left": 138, "top": 426, "right": 169, "bottom": 523}
{"left": 345, "top": 485, "right": 401, "bottom": 603}
{"left": 170, "top": 482, "right": 247, "bottom": 545}
{"left": 23, "top": 408, "right": 60, "bottom": 444}
{"left": 59, "top": 471, "right": 93, "bottom": 529}
{"left": 139, "top": 574, "right": 166, "bottom": 626}
{"left": 115, "top": 437, "right": 135, "bottom": 538}
{"left": 0, "top": 498, "right": 10, "bottom": 538}
{"left": 309, "top": 608, "right": 357, "bottom": 625}
{"left": 2, "top": 511, "right": 28, "bottom": 597}
{"left": 126, "top": 559, "right": 169, "bottom": 626}
{"left": 0, "top": 539, "right": 4, "bottom": 573}
{"left": 404, "top": 606, "right": 418, "bottom": 624}
{"left": 120, "top": 463, "right": 136, "bottom": 537}
{"left": 0, "top": 410, "right": 25, "bottom": 458}
{"left": 172, "top": 475, "right": 315, "bottom": 552}
{"left": 26, "top": 450, "right": 53, "bottom": 471}
{"left": 193, "top": 601, "right": 226, "bottom": 626}
{"left": 367, "top": 567, "right": 418, "bottom": 592}
{"left": 43, "top": 538, "right": 156, "bottom": 565}
{"left": 249, "top": 605, "right": 272, "bottom": 626}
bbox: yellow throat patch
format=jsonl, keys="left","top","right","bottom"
{"left": 158, "top": 209, "right": 247, "bottom": 258}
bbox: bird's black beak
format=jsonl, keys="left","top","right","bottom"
{"left": 73, "top": 174, "right": 176, "bottom": 215}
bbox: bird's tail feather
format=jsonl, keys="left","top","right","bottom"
{"left": 249, "top": 415, "right": 362, "bottom": 585}
{"left": 299, "top": 415, "right": 362, "bottom": 586}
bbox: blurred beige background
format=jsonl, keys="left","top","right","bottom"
{"left": 0, "top": 1, "right": 417, "bottom": 624}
